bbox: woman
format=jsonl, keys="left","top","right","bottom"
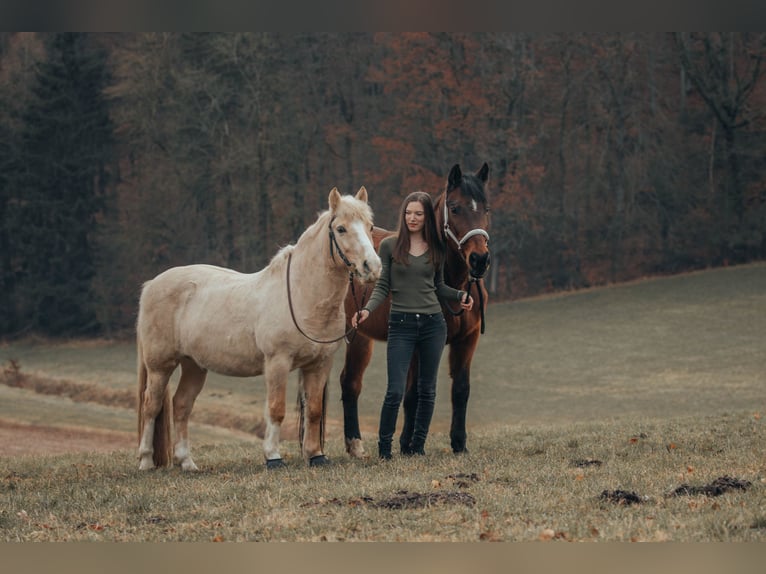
{"left": 352, "top": 191, "right": 473, "bottom": 459}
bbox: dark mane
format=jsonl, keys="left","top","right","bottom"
{"left": 446, "top": 172, "right": 488, "bottom": 204}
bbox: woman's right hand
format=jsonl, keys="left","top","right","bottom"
{"left": 351, "top": 309, "right": 370, "bottom": 328}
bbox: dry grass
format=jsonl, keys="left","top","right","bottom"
{"left": 0, "top": 412, "right": 764, "bottom": 542}
{"left": 1, "top": 262, "right": 766, "bottom": 541}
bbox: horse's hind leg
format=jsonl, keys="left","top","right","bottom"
{"left": 172, "top": 358, "right": 208, "bottom": 471}
{"left": 301, "top": 361, "right": 333, "bottom": 465}
{"left": 339, "top": 333, "right": 374, "bottom": 458}
{"left": 138, "top": 366, "right": 174, "bottom": 470}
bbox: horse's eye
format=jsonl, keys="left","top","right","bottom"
{"left": 450, "top": 205, "right": 459, "bottom": 215}
{"left": 337, "top": 226, "right": 347, "bottom": 234}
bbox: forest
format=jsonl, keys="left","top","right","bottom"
{"left": 1, "top": 32, "right": 765, "bottom": 337}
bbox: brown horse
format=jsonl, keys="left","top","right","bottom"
{"left": 340, "top": 163, "right": 493, "bottom": 457}
{"left": 136, "top": 187, "right": 381, "bottom": 471}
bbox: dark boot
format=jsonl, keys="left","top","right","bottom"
{"left": 405, "top": 440, "right": 426, "bottom": 456}
{"left": 378, "top": 440, "right": 392, "bottom": 460}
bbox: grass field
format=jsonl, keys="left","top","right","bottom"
{"left": 1, "top": 411, "right": 764, "bottom": 542}
{"left": 0, "top": 263, "right": 765, "bottom": 541}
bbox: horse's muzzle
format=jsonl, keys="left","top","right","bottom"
{"left": 357, "top": 258, "right": 382, "bottom": 283}
{"left": 469, "top": 251, "right": 490, "bottom": 279}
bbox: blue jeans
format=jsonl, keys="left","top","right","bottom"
{"left": 379, "top": 311, "right": 447, "bottom": 451}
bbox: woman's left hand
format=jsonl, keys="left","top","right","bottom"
{"left": 460, "top": 293, "right": 474, "bottom": 311}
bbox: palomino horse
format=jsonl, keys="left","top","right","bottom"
{"left": 341, "top": 163, "right": 493, "bottom": 457}
{"left": 136, "top": 187, "right": 381, "bottom": 471}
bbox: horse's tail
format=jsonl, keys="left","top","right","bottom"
{"left": 297, "top": 383, "right": 305, "bottom": 451}
{"left": 136, "top": 330, "right": 172, "bottom": 467}
{"left": 297, "top": 375, "right": 327, "bottom": 454}
{"left": 320, "top": 380, "right": 327, "bottom": 451}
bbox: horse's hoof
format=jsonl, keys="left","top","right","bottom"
{"left": 345, "top": 438, "right": 367, "bottom": 459}
{"left": 266, "top": 458, "right": 286, "bottom": 470}
{"left": 309, "top": 455, "right": 331, "bottom": 467}
{"left": 180, "top": 459, "right": 200, "bottom": 472}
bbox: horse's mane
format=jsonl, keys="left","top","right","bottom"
{"left": 268, "top": 209, "right": 332, "bottom": 269}
{"left": 267, "top": 194, "right": 372, "bottom": 270}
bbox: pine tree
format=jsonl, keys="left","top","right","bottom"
{"left": 9, "top": 33, "right": 114, "bottom": 336}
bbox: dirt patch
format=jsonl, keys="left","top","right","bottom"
{"left": 375, "top": 490, "right": 477, "bottom": 509}
{"left": 300, "top": 490, "right": 477, "bottom": 510}
{"left": 0, "top": 419, "right": 132, "bottom": 457}
{"left": 669, "top": 476, "right": 752, "bottom": 497}
{"left": 599, "top": 489, "right": 645, "bottom": 505}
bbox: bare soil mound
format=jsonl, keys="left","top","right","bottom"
{"left": 0, "top": 419, "right": 132, "bottom": 457}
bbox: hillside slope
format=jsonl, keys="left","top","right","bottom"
{"left": 1, "top": 262, "right": 765, "bottom": 456}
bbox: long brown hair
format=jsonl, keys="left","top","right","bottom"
{"left": 392, "top": 191, "right": 445, "bottom": 268}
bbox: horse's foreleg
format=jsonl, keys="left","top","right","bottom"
{"left": 263, "top": 356, "right": 290, "bottom": 468}
{"left": 339, "top": 333, "right": 374, "bottom": 458}
{"left": 399, "top": 357, "right": 419, "bottom": 454}
{"left": 301, "top": 362, "right": 332, "bottom": 465}
{"left": 172, "top": 358, "right": 208, "bottom": 471}
{"left": 449, "top": 338, "right": 478, "bottom": 454}
{"left": 138, "top": 367, "right": 174, "bottom": 470}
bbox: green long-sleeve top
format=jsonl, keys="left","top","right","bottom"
{"left": 363, "top": 235, "right": 465, "bottom": 315}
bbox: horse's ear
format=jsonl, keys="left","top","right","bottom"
{"left": 448, "top": 164, "right": 462, "bottom": 188}
{"left": 477, "top": 162, "right": 489, "bottom": 183}
{"left": 328, "top": 187, "right": 341, "bottom": 211}
{"left": 355, "top": 186, "right": 368, "bottom": 203}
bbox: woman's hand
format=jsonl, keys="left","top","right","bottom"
{"left": 460, "top": 293, "right": 474, "bottom": 311}
{"left": 351, "top": 309, "right": 370, "bottom": 328}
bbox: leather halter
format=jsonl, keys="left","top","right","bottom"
{"left": 286, "top": 218, "right": 366, "bottom": 345}
{"left": 443, "top": 199, "right": 490, "bottom": 252}
{"left": 441, "top": 196, "right": 490, "bottom": 334}
{"left": 328, "top": 216, "right": 354, "bottom": 268}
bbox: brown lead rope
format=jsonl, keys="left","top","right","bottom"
{"left": 286, "top": 251, "right": 367, "bottom": 345}
{"left": 441, "top": 278, "right": 487, "bottom": 334}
